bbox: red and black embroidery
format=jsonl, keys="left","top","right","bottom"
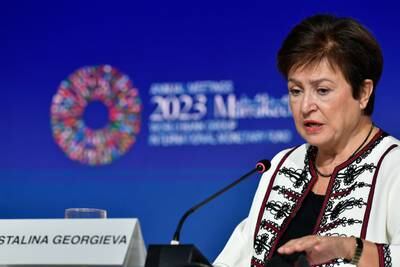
{"left": 355, "top": 132, "right": 386, "bottom": 163}
{"left": 259, "top": 219, "right": 280, "bottom": 231}
{"left": 318, "top": 259, "right": 341, "bottom": 267}
{"left": 377, "top": 243, "right": 392, "bottom": 267}
{"left": 254, "top": 233, "right": 271, "bottom": 255}
{"left": 382, "top": 244, "right": 392, "bottom": 267}
{"left": 265, "top": 201, "right": 294, "bottom": 220}
{"left": 316, "top": 134, "right": 383, "bottom": 235}
{"left": 271, "top": 185, "right": 302, "bottom": 201}
{"left": 327, "top": 197, "right": 367, "bottom": 221}
{"left": 277, "top": 167, "right": 309, "bottom": 189}
{"left": 251, "top": 130, "right": 394, "bottom": 267}
{"left": 335, "top": 163, "right": 376, "bottom": 186}
{"left": 251, "top": 257, "right": 265, "bottom": 267}
{"left": 251, "top": 146, "right": 314, "bottom": 266}
{"left": 319, "top": 217, "right": 363, "bottom": 233}
{"left": 331, "top": 182, "right": 371, "bottom": 199}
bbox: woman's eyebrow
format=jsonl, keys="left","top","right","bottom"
{"left": 288, "top": 78, "right": 335, "bottom": 85}
{"left": 309, "top": 78, "right": 335, "bottom": 86}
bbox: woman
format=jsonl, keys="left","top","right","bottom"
{"left": 214, "top": 14, "right": 399, "bottom": 267}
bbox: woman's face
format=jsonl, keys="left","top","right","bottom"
{"left": 288, "top": 59, "right": 365, "bottom": 150}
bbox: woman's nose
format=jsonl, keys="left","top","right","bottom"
{"left": 301, "top": 93, "right": 317, "bottom": 114}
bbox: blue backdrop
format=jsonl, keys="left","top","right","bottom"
{"left": 2, "top": 0, "right": 400, "bottom": 261}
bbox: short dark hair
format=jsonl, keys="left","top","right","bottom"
{"left": 277, "top": 14, "right": 383, "bottom": 115}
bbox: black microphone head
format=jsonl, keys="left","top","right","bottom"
{"left": 256, "top": 159, "right": 271, "bottom": 173}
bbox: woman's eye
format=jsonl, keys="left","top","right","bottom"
{"left": 289, "top": 88, "right": 301, "bottom": 96}
{"left": 317, "top": 88, "right": 330, "bottom": 95}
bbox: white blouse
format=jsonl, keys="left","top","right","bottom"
{"left": 214, "top": 130, "right": 399, "bottom": 267}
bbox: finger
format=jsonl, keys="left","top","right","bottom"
{"left": 277, "top": 235, "right": 321, "bottom": 254}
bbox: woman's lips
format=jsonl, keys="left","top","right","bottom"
{"left": 303, "top": 120, "right": 323, "bottom": 134}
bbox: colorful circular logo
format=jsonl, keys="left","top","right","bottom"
{"left": 50, "top": 65, "right": 142, "bottom": 165}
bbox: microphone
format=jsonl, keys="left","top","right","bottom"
{"left": 145, "top": 159, "right": 271, "bottom": 267}
{"left": 171, "top": 159, "right": 271, "bottom": 244}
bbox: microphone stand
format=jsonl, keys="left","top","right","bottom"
{"left": 145, "top": 160, "right": 271, "bottom": 267}
{"left": 171, "top": 163, "right": 268, "bottom": 244}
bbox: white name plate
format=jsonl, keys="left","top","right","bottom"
{"left": 0, "top": 218, "right": 146, "bottom": 266}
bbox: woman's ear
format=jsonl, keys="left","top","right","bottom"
{"left": 359, "top": 79, "right": 374, "bottom": 110}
